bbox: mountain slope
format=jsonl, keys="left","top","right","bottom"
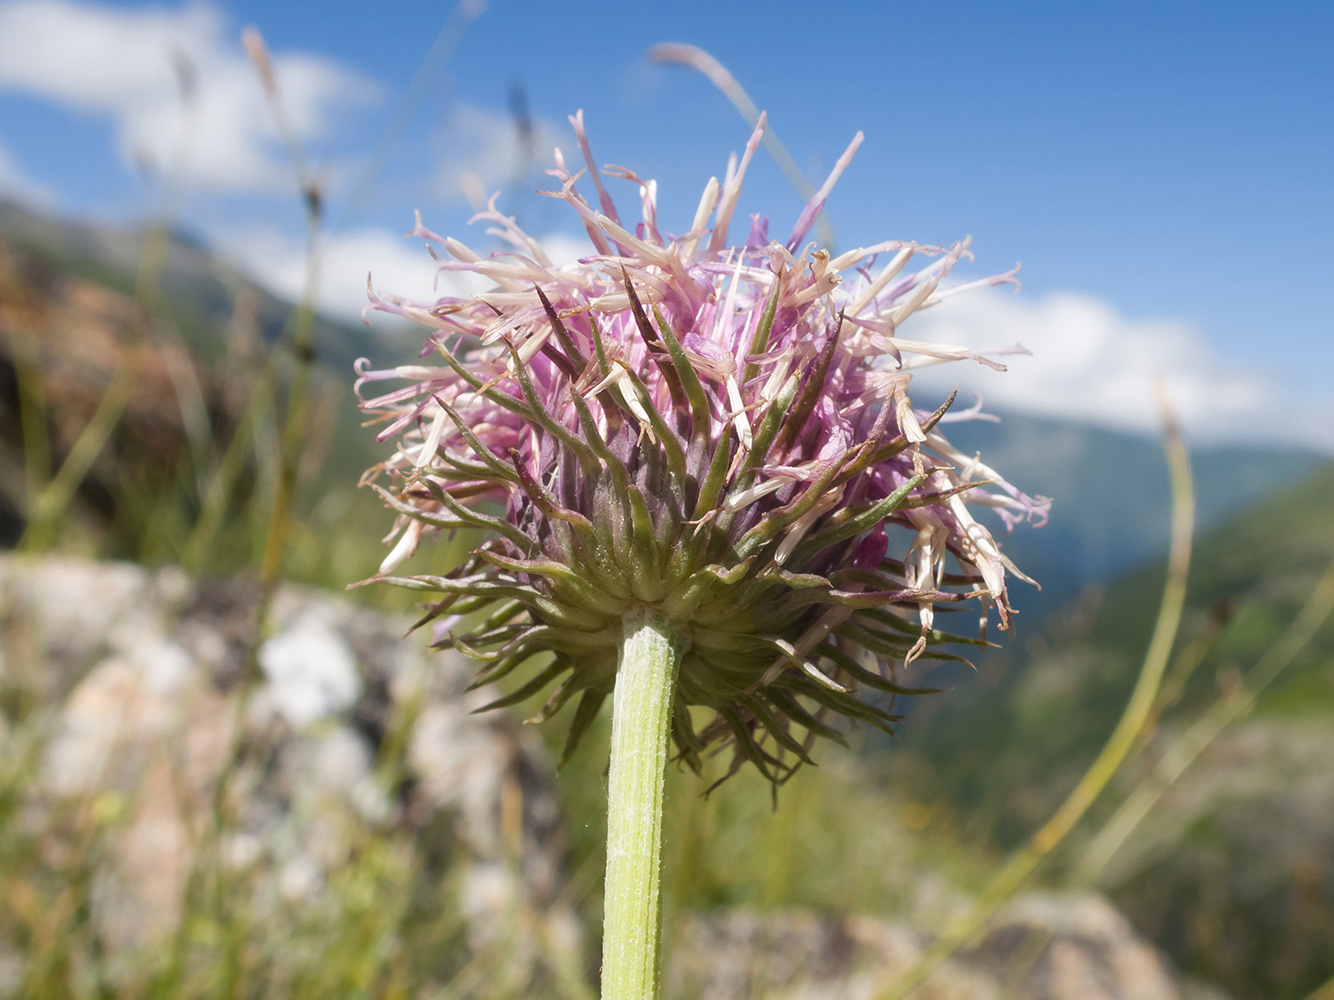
{"left": 942, "top": 411, "right": 1325, "bottom": 623}
{"left": 0, "top": 198, "right": 382, "bottom": 377}
{"left": 896, "top": 463, "right": 1334, "bottom": 999}
{"left": 0, "top": 197, "right": 403, "bottom": 582}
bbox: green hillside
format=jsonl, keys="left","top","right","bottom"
{"left": 898, "top": 462, "right": 1334, "bottom": 999}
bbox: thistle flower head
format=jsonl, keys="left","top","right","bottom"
{"left": 356, "top": 112, "right": 1049, "bottom": 780}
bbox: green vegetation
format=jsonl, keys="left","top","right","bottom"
{"left": 4, "top": 193, "right": 1334, "bottom": 1000}
{"left": 903, "top": 464, "right": 1334, "bottom": 999}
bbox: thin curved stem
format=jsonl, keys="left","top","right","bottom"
{"left": 875, "top": 386, "right": 1195, "bottom": 999}
{"left": 646, "top": 43, "right": 836, "bottom": 251}
{"left": 1076, "top": 553, "right": 1334, "bottom": 883}
{"left": 1304, "top": 971, "right": 1334, "bottom": 1000}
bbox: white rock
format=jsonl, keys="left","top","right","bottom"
{"left": 258, "top": 607, "right": 361, "bottom": 728}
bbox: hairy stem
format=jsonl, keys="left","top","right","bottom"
{"left": 602, "top": 610, "right": 686, "bottom": 1000}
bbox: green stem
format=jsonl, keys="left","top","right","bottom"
{"left": 602, "top": 610, "right": 686, "bottom": 1000}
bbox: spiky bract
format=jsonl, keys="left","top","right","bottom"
{"left": 355, "top": 112, "right": 1048, "bottom": 780}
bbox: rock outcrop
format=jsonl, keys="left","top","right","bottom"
{"left": 0, "top": 553, "right": 1238, "bottom": 1000}
{"left": 667, "top": 895, "right": 1229, "bottom": 1000}
{"left": 0, "top": 553, "right": 580, "bottom": 993}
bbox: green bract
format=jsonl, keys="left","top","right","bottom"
{"left": 356, "top": 114, "right": 1047, "bottom": 780}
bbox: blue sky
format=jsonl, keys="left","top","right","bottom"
{"left": 1, "top": 0, "right": 1331, "bottom": 446}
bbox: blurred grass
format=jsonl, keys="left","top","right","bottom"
{"left": 0, "top": 712, "right": 541, "bottom": 1000}
{"left": 890, "top": 463, "right": 1334, "bottom": 999}
{"left": 7, "top": 196, "right": 1334, "bottom": 1000}
{"left": 6, "top": 165, "right": 1334, "bottom": 1000}
{"left": 2, "top": 28, "right": 1333, "bottom": 1000}
{"left": 0, "top": 31, "right": 504, "bottom": 998}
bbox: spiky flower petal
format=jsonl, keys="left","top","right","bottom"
{"left": 356, "top": 113, "right": 1049, "bottom": 779}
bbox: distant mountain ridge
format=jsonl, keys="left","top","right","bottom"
{"left": 0, "top": 197, "right": 386, "bottom": 378}
{"left": 941, "top": 410, "right": 1325, "bottom": 623}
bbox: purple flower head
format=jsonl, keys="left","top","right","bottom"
{"left": 356, "top": 112, "right": 1049, "bottom": 778}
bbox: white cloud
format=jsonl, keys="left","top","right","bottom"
{"left": 903, "top": 288, "right": 1302, "bottom": 446}
{"left": 434, "top": 101, "right": 567, "bottom": 203}
{"left": 532, "top": 231, "right": 591, "bottom": 270}
{"left": 225, "top": 225, "right": 591, "bottom": 325}
{"left": 225, "top": 226, "right": 461, "bottom": 324}
{"left": 0, "top": 0, "right": 374, "bottom": 191}
{"left": 0, "top": 140, "right": 56, "bottom": 206}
